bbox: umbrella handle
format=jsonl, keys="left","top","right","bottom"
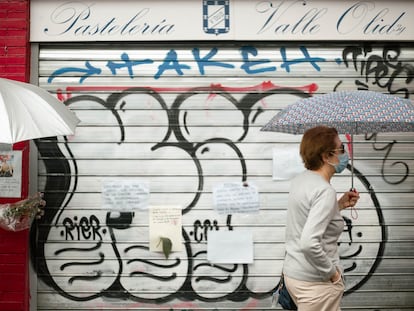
{"left": 347, "top": 134, "right": 354, "bottom": 190}
{"left": 349, "top": 187, "right": 358, "bottom": 220}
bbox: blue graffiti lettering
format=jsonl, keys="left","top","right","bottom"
{"left": 240, "top": 46, "right": 276, "bottom": 74}
{"left": 280, "top": 46, "right": 325, "bottom": 72}
{"left": 107, "top": 52, "right": 153, "bottom": 78}
{"left": 47, "top": 46, "right": 327, "bottom": 83}
{"left": 192, "top": 47, "right": 234, "bottom": 75}
{"left": 48, "top": 61, "right": 102, "bottom": 83}
{"left": 154, "top": 49, "right": 192, "bottom": 79}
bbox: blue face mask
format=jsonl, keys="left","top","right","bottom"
{"left": 329, "top": 152, "right": 349, "bottom": 173}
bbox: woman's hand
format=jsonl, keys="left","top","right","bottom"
{"left": 338, "top": 190, "right": 360, "bottom": 210}
{"left": 330, "top": 269, "right": 341, "bottom": 283}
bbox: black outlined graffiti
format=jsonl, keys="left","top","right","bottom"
{"left": 366, "top": 133, "right": 409, "bottom": 185}
{"left": 336, "top": 44, "right": 412, "bottom": 185}
{"left": 29, "top": 41, "right": 414, "bottom": 308}
{"left": 191, "top": 219, "right": 219, "bottom": 243}
{"left": 31, "top": 84, "right": 387, "bottom": 305}
{"left": 342, "top": 44, "right": 414, "bottom": 97}
{"left": 30, "top": 86, "right": 299, "bottom": 301}
{"left": 339, "top": 166, "right": 386, "bottom": 294}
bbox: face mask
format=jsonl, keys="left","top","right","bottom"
{"left": 329, "top": 152, "right": 349, "bottom": 173}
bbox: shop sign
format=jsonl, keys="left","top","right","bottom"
{"left": 30, "top": 0, "right": 413, "bottom": 41}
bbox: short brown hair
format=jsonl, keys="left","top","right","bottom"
{"left": 300, "top": 126, "right": 338, "bottom": 170}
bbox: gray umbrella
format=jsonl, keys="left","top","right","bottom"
{"left": 261, "top": 90, "right": 414, "bottom": 189}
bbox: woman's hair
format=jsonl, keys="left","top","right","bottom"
{"left": 300, "top": 126, "right": 338, "bottom": 170}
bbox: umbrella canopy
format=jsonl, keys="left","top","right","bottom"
{"left": 0, "top": 78, "right": 80, "bottom": 144}
{"left": 261, "top": 90, "right": 414, "bottom": 135}
{"left": 261, "top": 90, "right": 414, "bottom": 189}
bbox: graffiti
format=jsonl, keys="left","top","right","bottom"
{"left": 47, "top": 46, "right": 327, "bottom": 82}
{"left": 365, "top": 133, "right": 409, "bottom": 185}
{"left": 342, "top": 44, "right": 414, "bottom": 97}
{"left": 62, "top": 215, "right": 104, "bottom": 241}
{"left": 339, "top": 44, "right": 412, "bottom": 185}
{"left": 191, "top": 219, "right": 219, "bottom": 243}
{"left": 340, "top": 165, "right": 386, "bottom": 293}
{"left": 29, "top": 43, "right": 414, "bottom": 309}
{"left": 49, "top": 61, "right": 102, "bottom": 84}
{"left": 34, "top": 84, "right": 306, "bottom": 302}
{"left": 32, "top": 83, "right": 386, "bottom": 306}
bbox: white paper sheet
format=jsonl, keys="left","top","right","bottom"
{"left": 149, "top": 205, "right": 182, "bottom": 252}
{"left": 101, "top": 179, "right": 150, "bottom": 210}
{"left": 207, "top": 230, "right": 253, "bottom": 264}
{"left": 212, "top": 182, "right": 259, "bottom": 215}
{"left": 272, "top": 145, "right": 305, "bottom": 180}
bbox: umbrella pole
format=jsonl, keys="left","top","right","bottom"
{"left": 351, "top": 134, "right": 354, "bottom": 190}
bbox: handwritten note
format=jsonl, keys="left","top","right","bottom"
{"left": 0, "top": 151, "right": 22, "bottom": 198}
{"left": 101, "top": 179, "right": 149, "bottom": 210}
{"left": 149, "top": 206, "right": 182, "bottom": 252}
{"left": 207, "top": 230, "right": 253, "bottom": 264}
{"left": 212, "top": 182, "right": 259, "bottom": 215}
{"left": 272, "top": 145, "right": 305, "bottom": 181}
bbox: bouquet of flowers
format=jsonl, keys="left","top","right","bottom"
{"left": 0, "top": 193, "right": 46, "bottom": 231}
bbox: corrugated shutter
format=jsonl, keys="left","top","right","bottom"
{"left": 33, "top": 42, "right": 414, "bottom": 310}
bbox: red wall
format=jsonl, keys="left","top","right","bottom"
{"left": 0, "top": 1, "right": 31, "bottom": 310}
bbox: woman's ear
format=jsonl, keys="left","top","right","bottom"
{"left": 321, "top": 152, "right": 331, "bottom": 163}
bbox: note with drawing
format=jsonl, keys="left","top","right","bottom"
{"left": 149, "top": 205, "right": 182, "bottom": 253}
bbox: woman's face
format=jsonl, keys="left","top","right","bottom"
{"left": 328, "top": 136, "right": 345, "bottom": 165}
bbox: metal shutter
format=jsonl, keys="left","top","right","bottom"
{"left": 33, "top": 42, "right": 414, "bottom": 310}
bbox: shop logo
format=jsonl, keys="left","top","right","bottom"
{"left": 203, "top": 0, "right": 230, "bottom": 35}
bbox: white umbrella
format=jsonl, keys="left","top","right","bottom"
{"left": 0, "top": 78, "right": 80, "bottom": 144}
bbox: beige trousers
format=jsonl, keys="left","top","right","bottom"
{"left": 284, "top": 275, "right": 345, "bottom": 311}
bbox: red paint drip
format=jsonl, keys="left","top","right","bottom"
{"left": 64, "top": 81, "right": 319, "bottom": 96}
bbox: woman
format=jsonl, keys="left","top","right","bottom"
{"left": 283, "top": 126, "right": 360, "bottom": 311}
